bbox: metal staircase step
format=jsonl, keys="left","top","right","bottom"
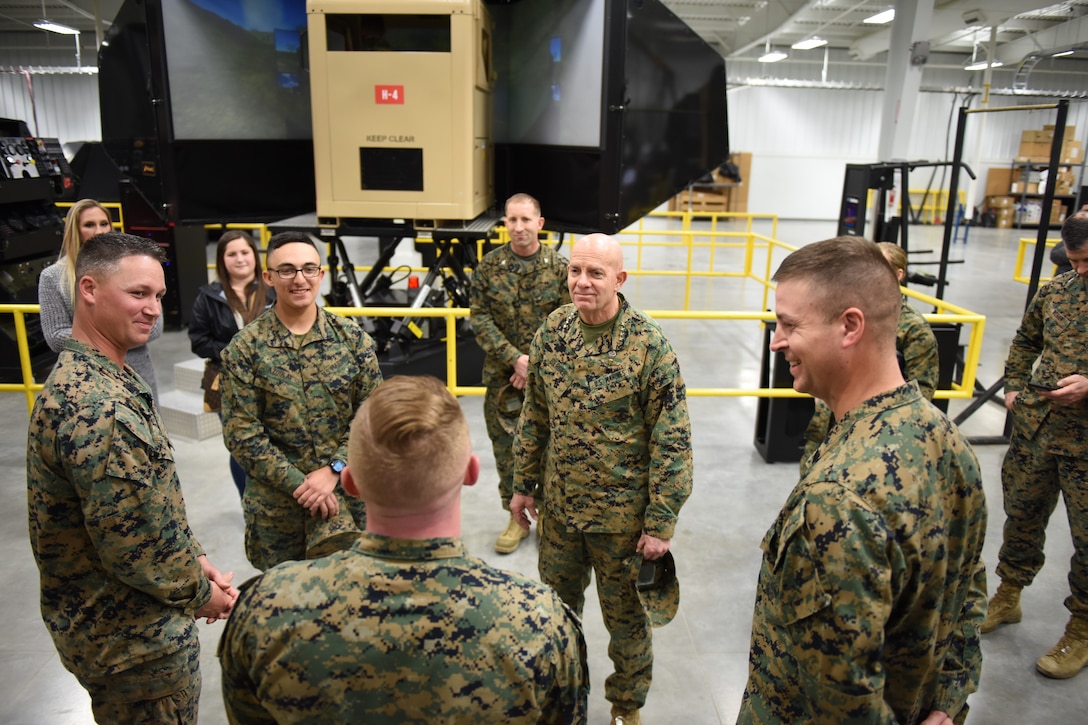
{"left": 174, "top": 358, "right": 207, "bottom": 394}
{"left": 158, "top": 389, "right": 222, "bottom": 441}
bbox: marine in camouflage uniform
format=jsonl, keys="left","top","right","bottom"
{"left": 801, "top": 296, "right": 939, "bottom": 476}
{"left": 989, "top": 249, "right": 1088, "bottom": 675}
{"left": 739, "top": 383, "right": 987, "bottom": 724}
{"left": 741, "top": 236, "right": 987, "bottom": 724}
{"left": 471, "top": 238, "right": 569, "bottom": 507}
{"left": 27, "top": 233, "right": 234, "bottom": 724}
{"left": 221, "top": 305, "right": 382, "bottom": 570}
{"left": 218, "top": 533, "right": 589, "bottom": 723}
{"left": 513, "top": 289, "right": 693, "bottom": 717}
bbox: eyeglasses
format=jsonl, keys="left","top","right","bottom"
{"left": 273, "top": 265, "right": 322, "bottom": 280}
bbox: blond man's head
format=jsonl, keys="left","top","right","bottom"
{"left": 346, "top": 376, "right": 472, "bottom": 512}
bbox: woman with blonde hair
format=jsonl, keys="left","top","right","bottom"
{"left": 38, "top": 198, "right": 162, "bottom": 399}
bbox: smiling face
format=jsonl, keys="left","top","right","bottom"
{"left": 81, "top": 254, "right": 165, "bottom": 360}
{"left": 567, "top": 234, "right": 627, "bottom": 324}
{"left": 222, "top": 238, "right": 257, "bottom": 285}
{"left": 78, "top": 207, "right": 113, "bottom": 242}
{"left": 264, "top": 241, "right": 323, "bottom": 314}
{"left": 770, "top": 277, "right": 842, "bottom": 400}
{"left": 504, "top": 198, "right": 545, "bottom": 256}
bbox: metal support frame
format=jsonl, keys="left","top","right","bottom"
{"left": 945, "top": 99, "right": 1070, "bottom": 442}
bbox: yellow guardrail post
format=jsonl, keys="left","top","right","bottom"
{"left": 1013, "top": 235, "right": 1058, "bottom": 285}
{"left": 2, "top": 215, "right": 987, "bottom": 412}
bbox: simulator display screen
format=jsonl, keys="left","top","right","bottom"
{"left": 492, "top": 0, "right": 604, "bottom": 149}
{"left": 162, "top": 0, "right": 310, "bottom": 140}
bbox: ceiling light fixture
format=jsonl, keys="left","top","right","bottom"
{"left": 1051, "top": 49, "right": 1074, "bottom": 58}
{"left": 964, "top": 60, "right": 1002, "bottom": 71}
{"left": 759, "top": 48, "right": 788, "bottom": 62}
{"left": 792, "top": 37, "right": 828, "bottom": 50}
{"left": 34, "top": 19, "right": 80, "bottom": 35}
{"left": 864, "top": 9, "right": 895, "bottom": 24}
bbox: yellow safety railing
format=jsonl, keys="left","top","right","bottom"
{"left": 3, "top": 208, "right": 986, "bottom": 411}
{"left": 908, "top": 189, "right": 967, "bottom": 224}
{"left": 55, "top": 201, "right": 125, "bottom": 231}
{"left": 864, "top": 189, "right": 967, "bottom": 225}
{"left": 202, "top": 223, "right": 273, "bottom": 248}
{"left": 0, "top": 305, "right": 47, "bottom": 411}
{"left": 1013, "top": 236, "right": 1060, "bottom": 284}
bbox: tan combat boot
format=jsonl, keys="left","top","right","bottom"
{"left": 610, "top": 704, "right": 641, "bottom": 725}
{"left": 981, "top": 581, "right": 1022, "bottom": 633}
{"left": 494, "top": 512, "right": 529, "bottom": 554}
{"left": 1036, "top": 617, "right": 1088, "bottom": 679}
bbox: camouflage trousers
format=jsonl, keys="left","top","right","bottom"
{"left": 538, "top": 512, "right": 651, "bottom": 711}
{"left": 998, "top": 427, "right": 1088, "bottom": 618}
{"left": 484, "top": 384, "right": 524, "bottom": 509}
{"left": 799, "top": 401, "right": 832, "bottom": 477}
{"left": 243, "top": 482, "right": 364, "bottom": 571}
{"left": 82, "top": 640, "right": 200, "bottom": 724}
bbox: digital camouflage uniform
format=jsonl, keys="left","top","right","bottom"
{"left": 801, "top": 296, "right": 939, "bottom": 477}
{"left": 514, "top": 295, "right": 693, "bottom": 712}
{"left": 470, "top": 242, "right": 569, "bottom": 507}
{"left": 739, "top": 382, "right": 987, "bottom": 725}
{"left": 1000, "top": 271, "right": 1088, "bottom": 619}
{"left": 218, "top": 533, "right": 589, "bottom": 724}
{"left": 221, "top": 307, "right": 382, "bottom": 571}
{"left": 27, "top": 339, "right": 212, "bottom": 722}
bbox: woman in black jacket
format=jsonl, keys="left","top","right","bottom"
{"left": 189, "top": 230, "right": 275, "bottom": 496}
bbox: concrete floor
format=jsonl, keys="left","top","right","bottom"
{"left": 5, "top": 219, "right": 1087, "bottom": 723}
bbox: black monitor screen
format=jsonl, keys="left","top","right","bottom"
{"left": 162, "top": 0, "right": 310, "bottom": 141}
{"left": 492, "top": 0, "right": 604, "bottom": 148}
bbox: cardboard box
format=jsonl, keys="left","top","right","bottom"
{"left": 1017, "top": 141, "right": 1052, "bottom": 160}
{"left": 1043, "top": 124, "right": 1078, "bottom": 139}
{"left": 985, "top": 167, "right": 1013, "bottom": 197}
{"left": 987, "top": 195, "right": 1014, "bottom": 209}
{"left": 995, "top": 209, "right": 1014, "bottom": 228}
{"left": 1062, "top": 140, "right": 1083, "bottom": 164}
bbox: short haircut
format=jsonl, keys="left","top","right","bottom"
{"left": 347, "top": 376, "right": 470, "bottom": 510}
{"left": 505, "top": 193, "right": 541, "bottom": 216}
{"left": 265, "top": 231, "right": 318, "bottom": 258}
{"left": 877, "top": 242, "right": 907, "bottom": 277}
{"left": 75, "top": 232, "right": 165, "bottom": 281}
{"left": 773, "top": 236, "right": 900, "bottom": 342}
{"left": 1061, "top": 211, "right": 1088, "bottom": 252}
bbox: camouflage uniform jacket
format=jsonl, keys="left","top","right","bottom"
{"left": 218, "top": 533, "right": 590, "bottom": 724}
{"left": 513, "top": 296, "right": 693, "bottom": 537}
{"left": 470, "top": 243, "right": 570, "bottom": 386}
{"left": 740, "top": 382, "right": 987, "bottom": 724}
{"left": 897, "top": 297, "right": 939, "bottom": 400}
{"left": 1003, "top": 271, "right": 1088, "bottom": 456}
{"left": 27, "top": 339, "right": 211, "bottom": 682}
{"left": 221, "top": 307, "right": 381, "bottom": 495}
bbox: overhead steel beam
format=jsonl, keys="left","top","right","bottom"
{"left": 850, "top": 0, "right": 1056, "bottom": 60}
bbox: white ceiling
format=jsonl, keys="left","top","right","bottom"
{"left": 662, "top": 0, "right": 1088, "bottom": 63}
{"left": 1, "top": 0, "right": 1086, "bottom": 70}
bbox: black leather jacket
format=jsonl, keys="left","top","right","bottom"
{"left": 188, "top": 280, "right": 276, "bottom": 362}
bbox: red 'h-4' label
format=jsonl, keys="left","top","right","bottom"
{"left": 375, "top": 85, "right": 405, "bottom": 104}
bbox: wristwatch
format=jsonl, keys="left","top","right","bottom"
{"left": 329, "top": 459, "right": 346, "bottom": 477}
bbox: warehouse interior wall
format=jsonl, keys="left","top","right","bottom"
{"left": 2, "top": 42, "right": 1086, "bottom": 223}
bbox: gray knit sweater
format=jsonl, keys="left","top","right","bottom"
{"left": 37, "top": 261, "right": 161, "bottom": 401}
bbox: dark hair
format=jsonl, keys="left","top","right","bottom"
{"left": 75, "top": 232, "right": 165, "bottom": 281}
{"left": 1061, "top": 211, "right": 1088, "bottom": 253}
{"left": 773, "top": 235, "right": 900, "bottom": 341}
{"left": 215, "top": 230, "right": 269, "bottom": 324}
{"left": 266, "top": 231, "right": 318, "bottom": 257}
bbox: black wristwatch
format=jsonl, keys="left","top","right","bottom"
{"left": 329, "top": 459, "right": 346, "bottom": 477}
